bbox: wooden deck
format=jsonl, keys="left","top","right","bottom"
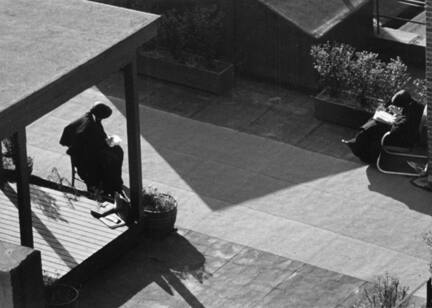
{"left": 0, "top": 183, "right": 128, "bottom": 280}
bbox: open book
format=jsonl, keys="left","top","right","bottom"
{"left": 373, "top": 110, "right": 396, "bottom": 125}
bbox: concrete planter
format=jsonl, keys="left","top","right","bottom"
{"left": 313, "top": 90, "right": 373, "bottom": 129}
{"left": 137, "top": 50, "right": 234, "bottom": 94}
{"left": 142, "top": 206, "right": 177, "bottom": 239}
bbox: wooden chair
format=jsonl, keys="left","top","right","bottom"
{"left": 376, "top": 106, "right": 427, "bottom": 176}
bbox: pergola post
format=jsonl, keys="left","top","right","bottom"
{"left": 428, "top": 0, "right": 432, "bottom": 183}
{"left": 123, "top": 58, "right": 143, "bottom": 221}
{"left": 13, "top": 129, "right": 33, "bottom": 248}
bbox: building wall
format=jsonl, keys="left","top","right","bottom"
{"left": 234, "top": 0, "right": 373, "bottom": 90}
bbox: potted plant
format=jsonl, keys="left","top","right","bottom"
{"left": 310, "top": 41, "right": 420, "bottom": 129}
{"left": 44, "top": 271, "right": 79, "bottom": 308}
{"left": 141, "top": 186, "right": 177, "bottom": 238}
{"left": 137, "top": 5, "right": 234, "bottom": 94}
{"left": 45, "top": 284, "right": 79, "bottom": 308}
{"left": 1, "top": 137, "right": 33, "bottom": 181}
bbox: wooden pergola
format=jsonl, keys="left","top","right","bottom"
{"left": 0, "top": 0, "right": 158, "bottom": 249}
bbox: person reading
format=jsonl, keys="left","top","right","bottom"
{"left": 60, "top": 102, "right": 124, "bottom": 196}
{"left": 342, "top": 90, "right": 425, "bottom": 164}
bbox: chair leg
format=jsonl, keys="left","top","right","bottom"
{"left": 71, "top": 164, "right": 75, "bottom": 187}
{"left": 376, "top": 153, "right": 425, "bottom": 177}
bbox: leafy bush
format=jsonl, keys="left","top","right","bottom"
{"left": 157, "top": 9, "right": 189, "bottom": 62}
{"left": 183, "top": 5, "right": 224, "bottom": 67}
{"left": 310, "top": 42, "right": 355, "bottom": 96}
{"left": 310, "top": 42, "right": 412, "bottom": 109}
{"left": 352, "top": 273, "right": 410, "bottom": 308}
{"left": 142, "top": 186, "right": 177, "bottom": 212}
{"left": 154, "top": 5, "right": 224, "bottom": 68}
{"left": 412, "top": 78, "right": 427, "bottom": 105}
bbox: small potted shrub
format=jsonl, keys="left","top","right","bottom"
{"left": 137, "top": 5, "right": 234, "bottom": 94}
{"left": 141, "top": 186, "right": 177, "bottom": 238}
{"left": 46, "top": 284, "right": 79, "bottom": 308}
{"left": 310, "top": 41, "right": 416, "bottom": 128}
{"left": 44, "top": 271, "right": 79, "bottom": 308}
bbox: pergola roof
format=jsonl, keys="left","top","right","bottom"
{"left": 0, "top": 0, "right": 158, "bottom": 138}
{"left": 258, "top": 0, "right": 370, "bottom": 38}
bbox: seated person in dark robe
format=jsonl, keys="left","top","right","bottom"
{"left": 342, "top": 90, "right": 425, "bottom": 164}
{"left": 59, "top": 102, "right": 124, "bottom": 196}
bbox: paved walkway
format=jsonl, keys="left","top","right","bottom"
{"left": 79, "top": 229, "right": 370, "bottom": 308}
{"left": 25, "top": 77, "right": 432, "bottom": 306}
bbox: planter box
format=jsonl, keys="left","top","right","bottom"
{"left": 313, "top": 90, "right": 373, "bottom": 129}
{"left": 137, "top": 50, "right": 234, "bottom": 94}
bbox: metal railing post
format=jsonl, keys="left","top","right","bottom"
{"left": 375, "top": 0, "right": 381, "bottom": 34}
{"left": 426, "top": 278, "right": 432, "bottom": 308}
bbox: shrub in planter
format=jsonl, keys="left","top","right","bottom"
{"left": 141, "top": 186, "right": 177, "bottom": 238}
{"left": 147, "top": 4, "right": 225, "bottom": 70}
{"left": 310, "top": 41, "right": 426, "bottom": 128}
{"left": 310, "top": 41, "right": 355, "bottom": 97}
{"left": 139, "top": 5, "right": 233, "bottom": 94}
{"left": 310, "top": 41, "right": 412, "bottom": 110}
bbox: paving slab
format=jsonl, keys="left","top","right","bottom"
{"left": 243, "top": 106, "right": 321, "bottom": 144}
{"left": 255, "top": 265, "right": 365, "bottom": 308}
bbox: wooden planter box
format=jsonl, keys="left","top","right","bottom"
{"left": 313, "top": 90, "right": 373, "bottom": 129}
{"left": 137, "top": 50, "right": 234, "bottom": 94}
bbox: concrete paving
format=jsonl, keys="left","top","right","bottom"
{"left": 25, "top": 76, "right": 432, "bottom": 306}
{"left": 78, "top": 229, "right": 371, "bottom": 308}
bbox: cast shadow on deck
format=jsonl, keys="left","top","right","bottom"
{"left": 79, "top": 232, "right": 207, "bottom": 308}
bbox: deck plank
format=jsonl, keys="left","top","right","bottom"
{"left": 0, "top": 183, "right": 128, "bottom": 278}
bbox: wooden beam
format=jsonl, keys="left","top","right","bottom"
{"left": 123, "top": 59, "right": 143, "bottom": 221}
{"left": 13, "top": 129, "right": 33, "bottom": 248}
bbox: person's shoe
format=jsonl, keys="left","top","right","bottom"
{"left": 341, "top": 138, "right": 355, "bottom": 144}
{"left": 407, "top": 161, "right": 427, "bottom": 175}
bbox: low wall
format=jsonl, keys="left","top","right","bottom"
{"left": 0, "top": 241, "right": 44, "bottom": 308}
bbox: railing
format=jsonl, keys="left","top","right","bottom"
{"left": 375, "top": 0, "right": 425, "bottom": 34}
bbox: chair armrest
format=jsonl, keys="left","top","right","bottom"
{"left": 380, "top": 131, "right": 391, "bottom": 148}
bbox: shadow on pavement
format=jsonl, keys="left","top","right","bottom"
{"left": 79, "top": 232, "right": 208, "bottom": 308}
{"left": 97, "top": 81, "right": 360, "bottom": 211}
{"left": 366, "top": 166, "right": 432, "bottom": 215}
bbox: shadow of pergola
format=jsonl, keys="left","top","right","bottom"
{"left": 79, "top": 233, "right": 207, "bottom": 308}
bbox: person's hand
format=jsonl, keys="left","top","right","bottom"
{"left": 393, "top": 115, "right": 406, "bottom": 126}
{"left": 106, "top": 135, "right": 122, "bottom": 147}
{"left": 376, "top": 104, "right": 386, "bottom": 112}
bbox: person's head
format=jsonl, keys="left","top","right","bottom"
{"left": 390, "top": 90, "right": 411, "bottom": 108}
{"left": 90, "top": 102, "right": 112, "bottom": 120}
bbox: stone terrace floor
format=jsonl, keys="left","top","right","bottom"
{"left": 25, "top": 74, "right": 432, "bottom": 307}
